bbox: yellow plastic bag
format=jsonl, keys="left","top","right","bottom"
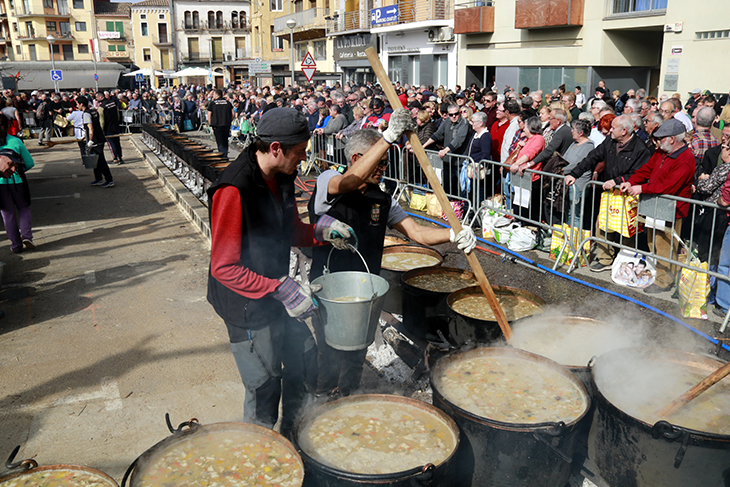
{"left": 409, "top": 192, "right": 427, "bottom": 212}
{"left": 597, "top": 189, "right": 638, "bottom": 238}
{"left": 678, "top": 260, "right": 709, "bottom": 320}
{"left": 549, "top": 224, "right": 591, "bottom": 267}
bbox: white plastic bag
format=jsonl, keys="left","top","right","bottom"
{"left": 492, "top": 217, "right": 517, "bottom": 246}
{"left": 480, "top": 197, "right": 504, "bottom": 239}
{"left": 507, "top": 227, "right": 537, "bottom": 252}
{"left": 611, "top": 249, "right": 657, "bottom": 289}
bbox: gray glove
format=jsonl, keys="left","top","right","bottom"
{"left": 450, "top": 227, "right": 477, "bottom": 254}
{"left": 382, "top": 108, "right": 416, "bottom": 144}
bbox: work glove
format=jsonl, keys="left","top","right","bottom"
{"left": 314, "top": 215, "right": 358, "bottom": 250}
{"left": 272, "top": 276, "right": 323, "bottom": 320}
{"left": 86, "top": 140, "right": 96, "bottom": 148}
{"left": 450, "top": 227, "right": 477, "bottom": 254}
{"left": 382, "top": 108, "right": 416, "bottom": 145}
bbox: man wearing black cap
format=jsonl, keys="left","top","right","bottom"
{"left": 619, "top": 118, "right": 695, "bottom": 294}
{"left": 207, "top": 107, "right": 356, "bottom": 436}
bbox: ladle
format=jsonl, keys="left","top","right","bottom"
{"left": 657, "top": 359, "right": 730, "bottom": 418}
{"left": 365, "top": 46, "right": 512, "bottom": 341}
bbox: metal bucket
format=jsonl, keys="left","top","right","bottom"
{"left": 82, "top": 152, "right": 98, "bottom": 169}
{"left": 312, "top": 246, "right": 389, "bottom": 351}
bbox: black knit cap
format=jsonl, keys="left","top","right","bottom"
{"left": 256, "top": 107, "right": 310, "bottom": 146}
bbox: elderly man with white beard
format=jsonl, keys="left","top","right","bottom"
{"left": 619, "top": 119, "right": 695, "bottom": 294}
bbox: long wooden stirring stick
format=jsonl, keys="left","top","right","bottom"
{"left": 657, "top": 360, "right": 730, "bottom": 418}
{"left": 365, "top": 47, "right": 512, "bottom": 342}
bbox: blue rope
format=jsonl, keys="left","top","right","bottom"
{"left": 405, "top": 211, "right": 730, "bottom": 353}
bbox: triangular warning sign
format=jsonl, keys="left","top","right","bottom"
{"left": 302, "top": 52, "right": 316, "bottom": 66}
{"left": 302, "top": 66, "right": 316, "bottom": 82}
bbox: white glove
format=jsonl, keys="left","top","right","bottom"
{"left": 450, "top": 227, "right": 477, "bottom": 254}
{"left": 86, "top": 140, "right": 96, "bottom": 148}
{"left": 314, "top": 215, "right": 358, "bottom": 250}
{"left": 382, "top": 108, "right": 416, "bottom": 144}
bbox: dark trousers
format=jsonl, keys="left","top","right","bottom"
{"left": 79, "top": 142, "right": 112, "bottom": 183}
{"left": 213, "top": 125, "right": 230, "bottom": 158}
{"left": 105, "top": 131, "right": 123, "bottom": 162}
{"left": 316, "top": 341, "right": 368, "bottom": 397}
{"left": 0, "top": 182, "right": 32, "bottom": 251}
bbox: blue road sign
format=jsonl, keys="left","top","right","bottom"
{"left": 135, "top": 73, "right": 144, "bottom": 82}
{"left": 371, "top": 5, "right": 398, "bottom": 25}
{"left": 94, "top": 73, "right": 99, "bottom": 81}
{"left": 50, "top": 69, "right": 63, "bottom": 82}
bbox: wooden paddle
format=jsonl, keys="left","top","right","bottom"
{"left": 657, "top": 360, "right": 730, "bottom": 418}
{"left": 365, "top": 47, "right": 512, "bottom": 342}
{"left": 45, "top": 133, "right": 131, "bottom": 149}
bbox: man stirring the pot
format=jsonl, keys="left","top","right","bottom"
{"left": 207, "top": 107, "right": 356, "bottom": 437}
{"left": 308, "top": 110, "right": 477, "bottom": 397}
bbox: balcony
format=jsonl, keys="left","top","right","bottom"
{"left": 181, "top": 21, "right": 202, "bottom": 33}
{"left": 153, "top": 34, "right": 172, "bottom": 46}
{"left": 325, "top": 9, "right": 370, "bottom": 34}
{"left": 515, "top": 0, "right": 583, "bottom": 28}
{"left": 273, "top": 8, "right": 328, "bottom": 42}
{"left": 204, "top": 19, "right": 228, "bottom": 33}
{"left": 454, "top": 1, "right": 493, "bottom": 34}
{"left": 14, "top": 8, "right": 71, "bottom": 18}
{"left": 231, "top": 20, "right": 250, "bottom": 33}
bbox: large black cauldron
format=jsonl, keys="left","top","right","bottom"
{"left": 431, "top": 347, "right": 590, "bottom": 487}
{"left": 588, "top": 347, "right": 730, "bottom": 487}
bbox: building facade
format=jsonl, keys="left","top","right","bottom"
{"left": 249, "top": 0, "right": 290, "bottom": 85}
{"left": 4, "top": 0, "right": 96, "bottom": 61}
{"left": 94, "top": 1, "right": 132, "bottom": 66}
{"left": 131, "top": 0, "right": 173, "bottom": 85}
{"left": 455, "top": 0, "right": 730, "bottom": 98}
{"left": 174, "top": 0, "right": 250, "bottom": 86}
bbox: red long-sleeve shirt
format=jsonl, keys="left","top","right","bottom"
{"left": 628, "top": 144, "right": 695, "bottom": 219}
{"left": 210, "top": 184, "right": 320, "bottom": 299}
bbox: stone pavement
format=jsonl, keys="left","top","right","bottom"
{"left": 0, "top": 137, "right": 242, "bottom": 481}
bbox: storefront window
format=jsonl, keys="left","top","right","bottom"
{"left": 388, "top": 56, "right": 403, "bottom": 84}
{"left": 435, "top": 54, "right": 448, "bottom": 88}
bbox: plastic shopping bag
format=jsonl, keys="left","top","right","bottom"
{"left": 611, "top": 249, "right": 656, "bottom": 289}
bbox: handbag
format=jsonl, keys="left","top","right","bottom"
{"left": 678, "top": 252, "right": 710, "bottom": 320}
{"left": 597, "top": 189, "right": 638, "bottom": 238}
{"left": 183, "top": 118, "right": 194, "bottom": 131}
{"left": 549, "top": 224, "right": 591, "bottom": 267}
{"left": 54, "top": 113, "right": 69, "bottom": 128}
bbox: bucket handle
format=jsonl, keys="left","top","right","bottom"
{"left": 324, "top": 244, "right": 377, "bottom": 299}
{"left": 651, "top": 420, "right": 691, "bottom": 468}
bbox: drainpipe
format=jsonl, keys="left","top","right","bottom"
{"left": 169, "top": 0, "right": 178, "bottom": 70}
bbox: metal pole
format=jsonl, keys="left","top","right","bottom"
{"left": 91, "top": 39, "right": 99, "bottom": 92}
{"left": 49, "top": 43, "right": 58, "bottom": 93}
{"left": 289, "top": 28, "right": 294, "bottom": 88}
{"left": 209, "top": 37, "right": 213, "bottom": 87}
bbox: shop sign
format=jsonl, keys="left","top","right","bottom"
{"left": 386, "top": 45, "right": 420, "bottom": 53}
{"left": 334, "top": 34, "right": 376, "bottom": 61}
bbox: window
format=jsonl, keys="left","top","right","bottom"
{"left": 231, "top": 11, "right": 238, "bottom": 28}
{"left": 271, "top": 26, "right": 283, "bottom": 50}
{"left": 106, "top": 21, "right": 123, "bottom": 35}
{"left": 295, "top": 42, "right": 306, "bottom": 61}
{"left": 12, "top": 23, "right": 17, "bottom": 32}
{"left": 240, "top": 11, "right": 246, "bottom": 28}
{"left": 215, "top": 10, "right": 222, "bottom": 28}
{"left": 59, "top": 21, "right": 70, "bottom": 35}
{"left": 117, "top": 44, "right": 125, "bottom": 51}
{"left": 184, "top": 11, "right": 191, "bottom": 28}
{"left": 72, "top": 0, "right": 82, "bottom": 8}
{"left": 143, "top": 48, "right": 151, "bottom": 61}
{"left": 46, "top": 21, "right": 57, "bottom": 31}
{"left": 313, "top": 40, "right": 326, "bottom": 60}
{"left": 16, "top": 45, "right": 20, "bottom": 54}
{"left": 141, "top": 22, "right": 148, "bottom": 36}
{"left": 696, "top": 30, "right": 730, "bottom": 40}
{"left": 271, "top": 0, "right": 282, "bottom": 11}
{"left": 78, "top": 44, "right": 88, "bottom": 53}
{"left": 43, "top": 0, "right": 53, "bottom": 8}
{"left": 207, "top": 10, "right": 215, "bottom": 28}
{"left": 140, "top": 13, "right": 146, "bottom": 19}
{"left": 158, "top": 13, "right": 164, "bottom": 20}
{"left": 108, "top": 44, "right": 116, "bottom": 51}
{"left": 192, "top": 11, "right": 199, "bottom": 28}
{"left": 74, "top": 21, "right": 85, "bottom": 31}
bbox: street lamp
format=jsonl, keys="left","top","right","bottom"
{"left": 286, "top": 18, "right": 296, "bottom": 88}
{"left": 46, "top": 34, "right": 58, "bottom": 93}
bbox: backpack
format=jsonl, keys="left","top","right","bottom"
{"left": 36, "top": 102, "right": 47, "bottom": 120}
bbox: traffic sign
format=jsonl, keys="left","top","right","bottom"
{"left": 135, "top": 73, "right": 144, "bottom": 82}
{"left": 302, "top": 66, "right": 316, "bottom": 82}
{"left": 50, "top": 69, "right": 63, "bottom": 81}
{"left": 249, "top": 60, "right": 271, "bottom": 74}
{"left": 301, "top": 52, "right": 316, "bottom": 67}
{"left": 94, "top": 73, "right": 98, "bottom": 81}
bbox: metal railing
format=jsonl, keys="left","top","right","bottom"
{"left": 273, "top": 7, "right": 328, "bottom": 34}
{"left": 455, "top": 0, "right": 494, "bottom": 8}
{"left": 153, "top": 34, "right": 172, "bottom": 45}
{"left": 326, "top": 10, "right": 371, "bottom": 34}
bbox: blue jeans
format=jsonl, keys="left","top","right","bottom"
{"left": 715, "top": 225, "right": 730, "bottom": 311}
{"left": 502, "top": 173, "right": 512, "bottom": 210}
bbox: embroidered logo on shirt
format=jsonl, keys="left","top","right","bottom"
{"left": 371, "top": 203, "right": 381, "bottom": 223}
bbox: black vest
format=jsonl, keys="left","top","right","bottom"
{"left": 101, "top": 99, "right": 120, "bottom": 132}
{"left": 207, "top": 146, "right": 296, "bottom": 341}
{"left": 308, "top": 182, "right": 392, "bottom": 280}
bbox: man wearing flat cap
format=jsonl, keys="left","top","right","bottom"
{"left": 207, "top": 107, "right": 357, "bottom": 436}
{"left": 620, "top": 118, "right": 695, "bottom": 294}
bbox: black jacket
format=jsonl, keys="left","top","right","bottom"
{"left": 533, "top": 123, "right": 573, "bottom": 165}
{"left": 207, "top": 146, "right": 295, "bottom": 341}
{"left": 568, "top": 134, "right": 650, "bottom": 187}
{"left": 698, "top": 144, "right": 724, "bottom": 181}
